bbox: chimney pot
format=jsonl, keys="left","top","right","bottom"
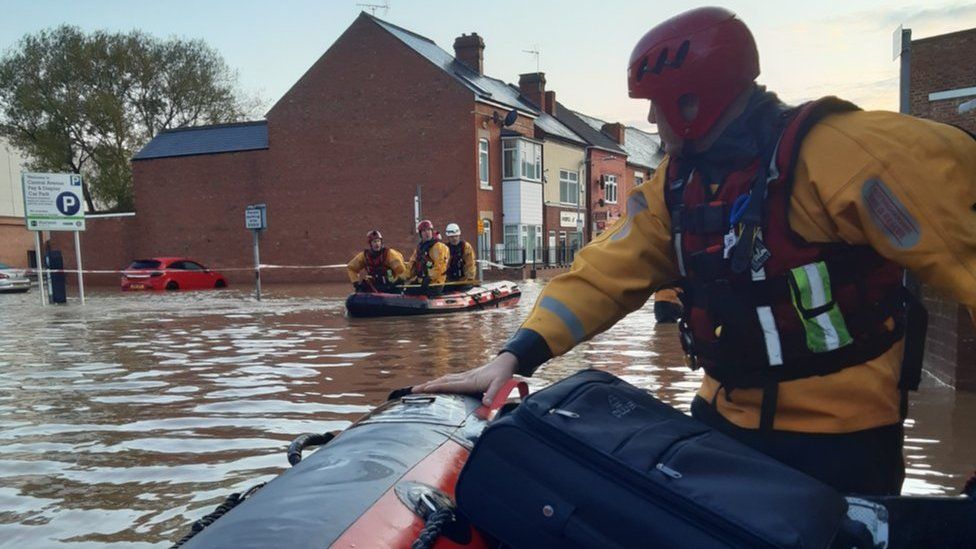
{"left": 454, "top": 33, "right": 485, "bottom": 74}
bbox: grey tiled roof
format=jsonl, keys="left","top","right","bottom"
{"left": 553, "top": 102, "right": 625, "bottom": 154}
{"left": 368, "top": 14, "right": 538, "bottom": 115}
{"left": 133, "top": 121, "right": 268, "bottom": 161}
{"left": 573, "top": 111, "right": 664, "bottom": 169}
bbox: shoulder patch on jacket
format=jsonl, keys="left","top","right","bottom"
{"left": 862, "top": 178, "right": 920, "bottom": 249}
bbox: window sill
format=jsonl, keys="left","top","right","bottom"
{"left": 480, "top": 185, "right": 493, "bottom": 190}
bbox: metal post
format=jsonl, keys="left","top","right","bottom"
{"left": 414, "top": 185, "right": 422, "bottom": 227}
{"left": 73, "top": 230, "right": 85, "bottom": 305}
{"left": 899, "top": 28, "right": 911, "bottom": 114}
{"left": 34, "top": 231, "right": 45, "bottom": 306}
{"left": 253, "top": 230, "right": 262, "bottom": 301}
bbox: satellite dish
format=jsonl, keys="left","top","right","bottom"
{"left": 503, "top": 109, "right": 518, "bottom": 127}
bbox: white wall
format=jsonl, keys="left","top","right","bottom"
{"left": 0, "top": 139, "right": 27, "bottom": 218}
{"left": 502, "top": 180, "right": 543, "bottom": 225}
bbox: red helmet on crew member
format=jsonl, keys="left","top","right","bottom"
{"left": 417, "top": 220, "right": 434, "bottom": 234}
{"left": 627, "top": 7, "right": 759, "bottom": 140}
{"left": 366, "top": 229, "right": 383, "bottom": 245}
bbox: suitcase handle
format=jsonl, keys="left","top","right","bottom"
{"left": 475, "top": 378, "right": 529, "bottom": 420}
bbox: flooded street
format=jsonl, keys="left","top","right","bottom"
{"left": 1, "top": 281, "right": 974, "bottom": 548}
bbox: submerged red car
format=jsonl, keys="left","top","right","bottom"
{"left": 121, "top": 257, "right": 228, "bottom": 291}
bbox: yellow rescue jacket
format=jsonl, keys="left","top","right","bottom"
{"left": 406, "top": 240, "right": 450, "bottom": 285}
{"left": 346, "top": 248, "right": 407, "bottom": 284}
{"left": 447, "top": 240, "right": 478, "bottom": 282}
{"left": 508, "top": 110, "right": 976, "bottom": 434}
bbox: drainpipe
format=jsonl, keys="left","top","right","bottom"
{"left": 582, "top": 146, "right": 593, "bottom": 244}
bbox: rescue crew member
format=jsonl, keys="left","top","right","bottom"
{"left": 346, "top": 229, "right": 406, "bottom": 293}
{"left": 415, "top": 6, "right": 976, "bottom": 496}
{"left": 653, "top": 287, "right": 683, "bottom": 323}
{"left": 444, "top": 222, "right": 477, "bottom": 291}
{"left": 406, "top": 220, "right": 449, "bottom": 296}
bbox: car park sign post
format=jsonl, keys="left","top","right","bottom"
{"left": 245, "top": 204, "right": 267, "bottom": 301}
{"left": 22, "top": 172, "right": 87, "bottom": 306}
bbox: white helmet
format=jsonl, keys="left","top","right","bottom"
{"left": 445, "top": 223, "right": 461, "bottom": 237}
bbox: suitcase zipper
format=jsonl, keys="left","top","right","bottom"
{"left": 516, "top": 395, "right": 775, "bottom": 548}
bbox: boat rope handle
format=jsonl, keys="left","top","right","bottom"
{"left": 475, "top": 378, "right": 529, "bottom": 420}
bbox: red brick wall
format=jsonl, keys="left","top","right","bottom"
{"left": 587, "top": 150, "right": 629, "bottom": 236}
{"left": 909, "top": 27, "right": 976, "bottom": 390}
{"left": 0, "top": 216, "right": 34, "bottom": 267}
{"left": 50, "top": 215, "right": 139, "bottom": 286}
{"left": 263, "top": 15, "right": 473, "bottom": 280}
{"left": 131, "top": 150, "right": 269, "bottom": 282}
{"left": 910, "top": 28, "right": 976, "bottom": 134}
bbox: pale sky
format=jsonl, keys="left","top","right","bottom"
{"left": 2, "top": 0, "right": 975, "bottom": 131}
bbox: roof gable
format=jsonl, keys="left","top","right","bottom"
{"left": 365, "top": 14, "right": 538, "bottom": 115}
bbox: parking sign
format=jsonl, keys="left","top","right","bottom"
{"left": 22, "top": 172, "right": 86, "bottom": 231}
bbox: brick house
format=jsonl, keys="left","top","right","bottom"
{"left": 57, "top": 13, "right": 568, "bottom": 283}
{"left": 908, "top": 27, "right": 976, "bottom": 390}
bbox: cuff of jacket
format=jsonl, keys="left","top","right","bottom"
{"left": 500, "top": 328, "right": 553, "bottom": 377}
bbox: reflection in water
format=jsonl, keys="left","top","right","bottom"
{"left": 0, "top": 282, "right": 973, "bottom": 546}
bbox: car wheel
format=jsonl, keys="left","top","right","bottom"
{"left": 165, "top": 281, "right": 179, "bottom": 291}
{"left": 214, "top": 279, "right": 226, "bottom": 288}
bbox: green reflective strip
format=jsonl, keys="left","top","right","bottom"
{"left": 789, "top": 261, "right": 852, "bottom": 353}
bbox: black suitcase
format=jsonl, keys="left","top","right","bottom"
{"left": 456, "top": 369, "right": 847, "bottom": 548}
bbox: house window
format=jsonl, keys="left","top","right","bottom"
{"left": 604, "top": 174, "right": 618, "bottom": 204}
{"left": 502, "top": 138, "right": 542, "bottom": 181}
{"left": 559, "top": 169, "right": 579, "bottom": 205}
{"left": 634, "top": 171, "right": 645, "bottom": 186}
{"left": 478, "top": 218, "right": 492, "bottom": 263}
{"left": 503, "top": 140, "right": 517, "bottom": 179}
{"left": 479, "top": 139, "right": 490, "bottom": 188}
{"left": 521, "top": 141, "right": 542, "bottom": 181}
{"left": 504, "top": 224, "right": 520, "bottom": 264}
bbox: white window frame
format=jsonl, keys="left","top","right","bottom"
{"left": 604, "top": 174, "right": 618, "bottom": 204}
{"left": 479, "top": 139, "right": 490, "bottom": 188}
{"left": 559, "top": 169, "right": 579, "bottom": 205}
{"left": 502, "top": 138, "right": 541, "bottom": 181}
{"left": 634, "top": 170, "right": 644, "bottom": 187}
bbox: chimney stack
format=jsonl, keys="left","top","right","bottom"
{"left": 544, "top": 91, "right": 557, "bottom": 116}
{"left": 454, "top": 33, "right": 485, "bottom": 74}
{"left": 518, "top": 72, "right": 547, "bottom": 112}
{"left": 602, "top": 122, "right": 626, "bottom": 145}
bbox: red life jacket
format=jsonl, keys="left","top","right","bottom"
{"left": 447, "top": 240, "right": 468, "bottom": 282}
{"left": 363, "top": 248, "right": 391, "bottom": 283}
{"left": 665, "top": 97, "right": 917, "bottom": 427}
{"left": 412, "top": 240, "right": 437, "bottom": 279}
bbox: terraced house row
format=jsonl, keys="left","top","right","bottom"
{"left": 56, "top": 12, "right": 662, "bottom": 282}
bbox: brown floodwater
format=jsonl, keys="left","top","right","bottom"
{"left": 0, "top": 281, "right": 973, "bottom": 547}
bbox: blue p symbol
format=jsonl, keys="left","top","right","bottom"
{"left": 56, "top": 192, "right": 81, "bottom": 216}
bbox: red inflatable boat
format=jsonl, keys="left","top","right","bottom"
{"left": 345, "top": 281, "right": 520, "bottom": 318}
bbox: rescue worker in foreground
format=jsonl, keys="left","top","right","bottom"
{"left": 346, "top": 229, "right": 406, "bottom": 293}
{"left": 444, "top": 222, "right": 478, "bottom": 292}
{"left": 415, "top": 6, "right": 976, "bottom": 496}
{"left": 406, "top": 220, "right": 449, "bottom": 296}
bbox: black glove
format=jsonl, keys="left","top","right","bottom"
{"left": 353, "top": 281, "right": 366, "bottom": 292}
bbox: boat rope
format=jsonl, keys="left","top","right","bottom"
{"left": 411, "top": 506, "right": 455, "bottom": 549}
{"left": 287, "top": 432, "right": 336, "bottom": 466}
{"left": 170, "top": 483, "right": 265, "bottom": 548}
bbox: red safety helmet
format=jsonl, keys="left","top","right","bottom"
{"left": 627, "top": 7, "right": 759, "bottom": 140}
{"left": 417, "top": 220, "right": 434, "bottom": 234}
{"left": 366, "top": 229, "right": 383, "bottom": 245}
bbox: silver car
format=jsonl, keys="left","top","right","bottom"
{"left": 0, "top": 262, "right": 31, "bottom": 293}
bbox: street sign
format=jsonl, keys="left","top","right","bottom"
{"left": 245, "top": 203, "right": 267, "bottom": 230}
{"left": 22, "top": 172, "right": 86, "bottom": 231}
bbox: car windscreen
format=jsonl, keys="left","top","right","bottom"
{"left": 127, "top": 260, "right": 161, "bottom": 270}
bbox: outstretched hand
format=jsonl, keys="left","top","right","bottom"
{"left": 413, "top": 352, "right": 520, "bottom": 406}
